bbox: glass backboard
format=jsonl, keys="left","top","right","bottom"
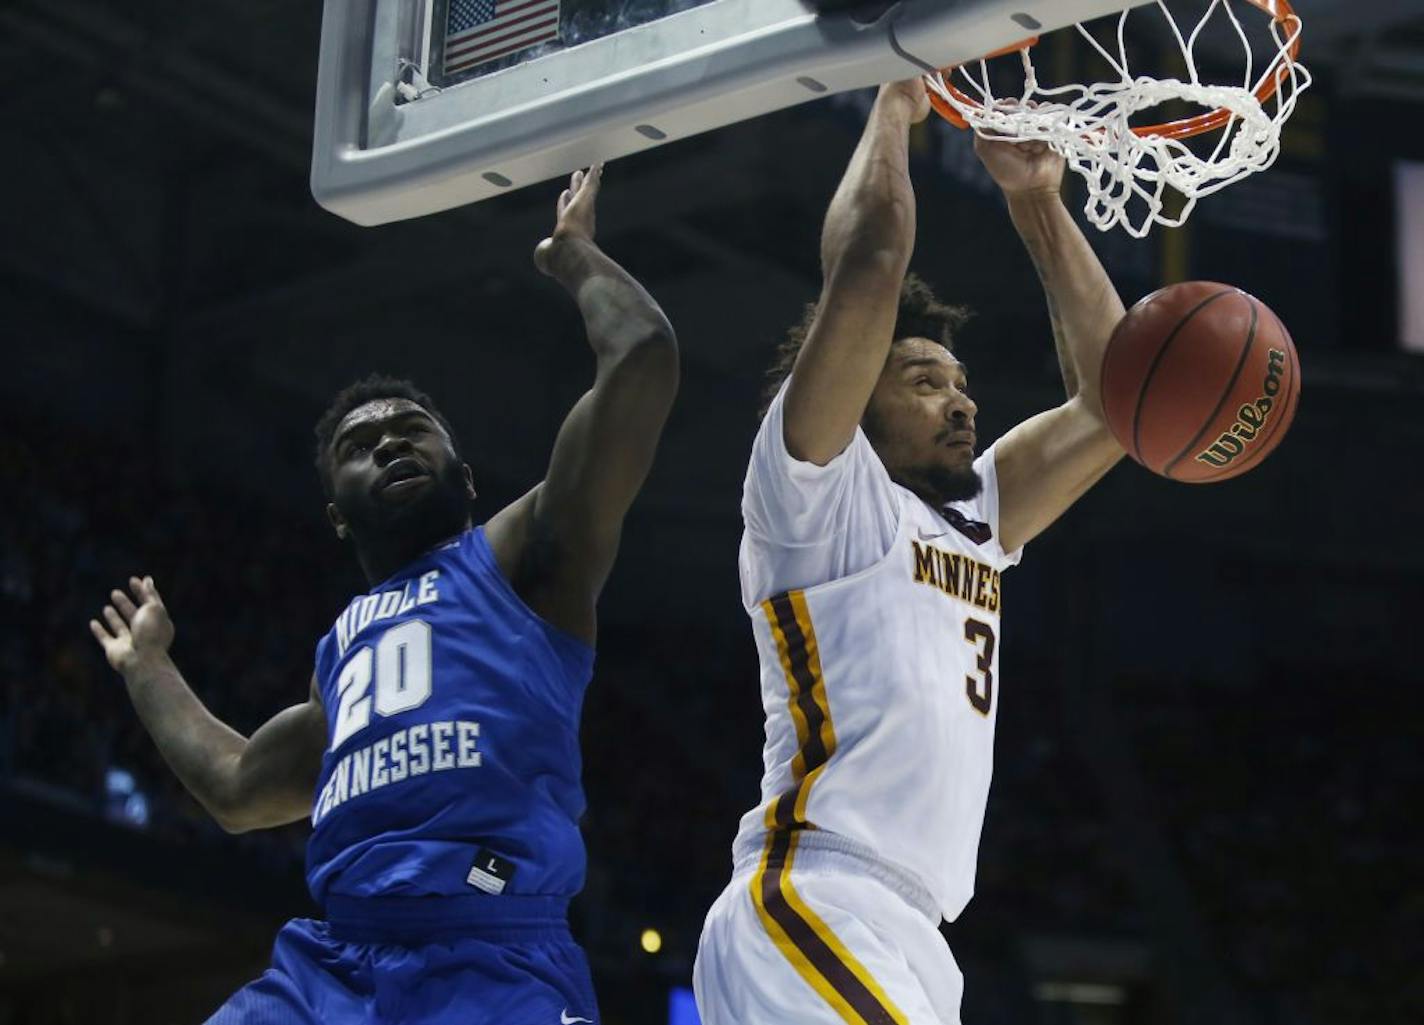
{"left": 438, "top": 0, "right": 723, "bottom": 86}
{"left": 311, "top": 0, "right": 1145, "bottom": 225}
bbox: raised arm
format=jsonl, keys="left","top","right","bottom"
{"left": 977, "top": 137, "right": 1126, "bottom": 552}
{"left": 486, "top": 166, "right": 679, "bottom": 643}
{"left": 89, "top": 576, "right": 325, "bottom": 833}
{"left": 782, "top": 79, "right": 929, "bottom": 465}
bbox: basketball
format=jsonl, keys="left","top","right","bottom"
{"left": 1100, "top": 281, "right": 1301, "bottom": 483}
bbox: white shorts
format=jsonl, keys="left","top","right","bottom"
{"left": 694, "top": 830, "right": 963, "bottom": 1025}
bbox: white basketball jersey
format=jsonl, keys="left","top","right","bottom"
{"left": 732, "top": 385, "right": 1023, "bottom": 921}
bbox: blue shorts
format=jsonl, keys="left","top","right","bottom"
{"left": 207, "top": 895, "right": 599, "bottom": 1025}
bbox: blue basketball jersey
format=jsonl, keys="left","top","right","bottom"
{"left": 305, "top": 526, "right": 595, "bottom": 908}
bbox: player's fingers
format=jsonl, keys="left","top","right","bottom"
{"left": 88, "top": 618, "right": 113, "bottom": 644}
{"left": 143, "top": 576, "right": 165, "bottom": 607}
{"left": 111, "top": 588, "right": 138, "bottom": 622}
{"left": 102, "top": 605, "right": 129, "bottom": 637}
{"left": 582, "top": 167, "right": 601, "bottom": 198}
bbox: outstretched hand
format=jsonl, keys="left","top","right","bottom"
{"left": 534, "top": 165, "right": 602, "bottom": 276}
{"left": 89, "top": 576, "right": 175, "bottom": 677}
{"left": 974, "top": 133, "right": 1065, "bottom": 197}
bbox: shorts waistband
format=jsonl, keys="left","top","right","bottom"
{"left": 735, "top": 829, "right": 941, "bottom": 923}
{"left": 324, "top": 894, "right": 571, "bottom": 944}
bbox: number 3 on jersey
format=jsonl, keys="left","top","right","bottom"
{"left": 963, "top": 618, "right": 995, "bottom": 717}
{"left": 330, "top": 619, "right": 433, "bottom": 750}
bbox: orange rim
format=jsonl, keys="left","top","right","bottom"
{"left": 926, "top": 0, "right": 1302, "bottom": 140}
{"left": 927, "top": 36, "right": 1039, "bottom": 129}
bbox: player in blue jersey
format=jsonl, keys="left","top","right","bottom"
{"left": 87, "top": 165, "right": 677, "bottom": 1025}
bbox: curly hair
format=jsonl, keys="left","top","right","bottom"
{"left": 759, "top": 273, "right": 972, "bottom": 417}
{"left": 313, "top": 374, "right": 461, "bottom": 497}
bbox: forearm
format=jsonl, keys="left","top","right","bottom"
{"left": 1007, "top": 190, "right": 1125, "bottom": 403}
{"left": 821, "top": 91, "right": 918, "bottom": 278}
{"left": 120, "top": 653, "right": 248, "bottom": 826}
{"left": 542, "top": 238, "right": 676, "bottom": 368}
{"left": 776, "top": 88, "right": 921, "bottom": 464}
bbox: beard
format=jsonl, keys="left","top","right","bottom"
{"left": 922, "top": 462, "right": 983, "bottom": 505}
{"left": 863, "top": 405, "right": 983, "bottom": 507}
{"left": 865, "top": 420, "right": 984, "bottom": 506}
{"left": 341, "top": 457, "right": 472, "bottom": 556}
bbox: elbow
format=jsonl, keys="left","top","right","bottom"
{"left": 204, "top": 780, "right": 259, "bottom": 834}
{"left": 208, "top": 797, "right": 253, "bottom": 834}
{"left": 634, "top": 323, "right": 678, "bottom": 358}
{"left": 211, "top": 810, "right": 245, "bottom": 834}
{"left": 609, "top": 328, "right": 680, "bottom": 395}
{"left": 214, "top": 802, "right": 285, "bottom": 835}
{"left": 1070, "top": 390, "right": 1108, "bottom": 426}
{"left": 1067, "top": 394, "right": 1127, "bottom": 461}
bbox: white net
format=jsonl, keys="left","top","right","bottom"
{"left": 924, "top": 0, "right": 1310, "bottom": 237}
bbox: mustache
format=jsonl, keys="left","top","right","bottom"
{"left": 935, "top": 427, "right": 977, "bottom": 446}
{"left": 374, "top": 456, "right": 430, "bottom": 493}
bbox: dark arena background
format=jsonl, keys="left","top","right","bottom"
{"left": 3, "top": 2, "right": 1423, "bottom": 1024}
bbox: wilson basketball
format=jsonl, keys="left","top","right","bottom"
{"left": 1101, "top": 282, "right": 1301, "bottom": 483}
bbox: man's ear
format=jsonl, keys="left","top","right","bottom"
{"left": 326, "top": 502, "right": 349, "bottom": 541}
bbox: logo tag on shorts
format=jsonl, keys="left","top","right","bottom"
{"left": 466, "top": 848, "right": 515, "bottom": 895}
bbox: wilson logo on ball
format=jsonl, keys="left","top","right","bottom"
{"left": 1194, "top": 348, "right": 1286, "bottom": 470}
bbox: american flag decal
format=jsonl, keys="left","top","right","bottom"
{"left": 444, "top": 0, "right": 562, "bottom": 77}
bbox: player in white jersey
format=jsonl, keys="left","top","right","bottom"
{"left": 694, "top": 78, "right": 1129, "bottom": 1025}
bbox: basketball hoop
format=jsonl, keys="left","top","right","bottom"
{"left": 924, "top": 0, "right": 1310, "bottom": 237}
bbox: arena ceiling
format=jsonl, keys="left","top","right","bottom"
{"left": 4, "top": 0, "right": 1423, "bottom": 338}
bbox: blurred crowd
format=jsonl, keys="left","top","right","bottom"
{"left": 0, "top": 419, "right": 771, "bottom": 964}
{"left": 4, "top": 417, "right": 1414, "bottom": 1024}
{"left": 0, "top": 418, "right": 1134, "bottom": 966}
{"left": 1122, "top": 667, "right": 1422, "bottom": 1025}
{"left": 0, "top": 425, "right": 342, "bottom": 867}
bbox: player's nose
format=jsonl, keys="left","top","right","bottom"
{"left": 946, "top": 390, "right": 977, "bottom": 422}
{"left": 373, "top": 431, "right": 414, "bottom": 463}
